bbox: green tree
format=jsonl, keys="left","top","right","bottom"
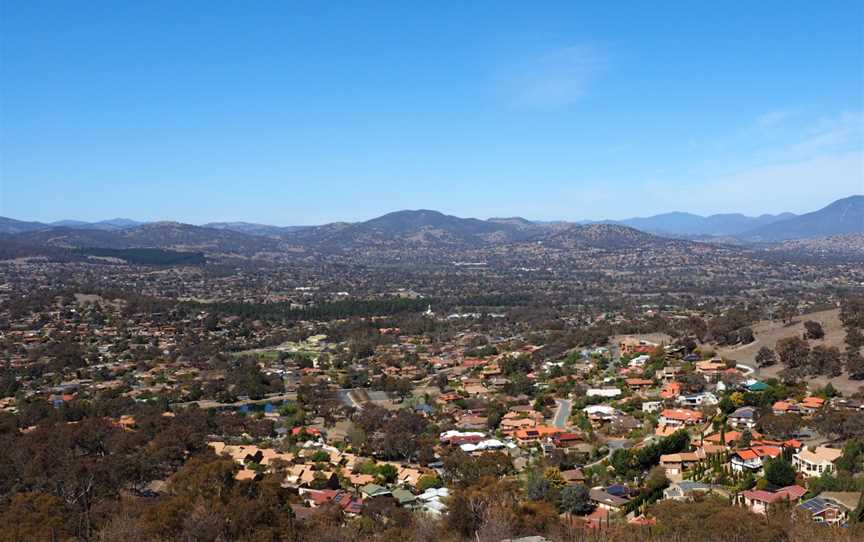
{"left": 558, "top": 484, "right": 594, "bottom": 515}
{"left": 377, "top": 463, "right": 398, "bottom": 484}
{"left": 804, "top": 321, "right": 825, "bottom": 340}
{"left": 756, "top": 347, "right": 777, "bottom": 368}
{"left": 764, "top": 457, "right": 796, "bottom": 487}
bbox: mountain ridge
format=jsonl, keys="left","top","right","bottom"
{"left": 2, "top": 196, "right": 860, "bottom": 247}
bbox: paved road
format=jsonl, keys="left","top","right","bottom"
{"left": 553, "top": 399, "right": 573, "bottom": 428}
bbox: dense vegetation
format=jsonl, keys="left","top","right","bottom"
{"left": 77, "top": 247, "right": 206, "bottom": 266}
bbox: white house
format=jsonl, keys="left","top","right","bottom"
{"left": 587, "top": 388, "right": 622, "bottom": 398}
{"left": 793, "top": 446, "right": 843, "bottom": 478}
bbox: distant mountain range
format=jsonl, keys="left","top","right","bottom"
{"left": 738, "top": 195, "right": 864, "bottom": 241}
{"left": 1, "top": 195, "right": 861, "bottom": 256}
{"left": 606, "top": 211, "right": 798, "bottom": 237}
{"left": 0, "top": 217, "right": 145, "bottom": 234}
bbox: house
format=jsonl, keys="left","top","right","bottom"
{"left": 391, "top": 488, "right": 416, "bottom": 507}
{"left": 561, "top": 468, "right": 586, "bottom": 485}
{"left": 552, "top": 432, "right": 584, "bottom": 449}
{"left": 728, "top": 406, "right": 759, "bottom": 429}
{"left": 661, "top": 367, "right": 684, "bottom": 383}
{"left": 659, "top": 448, "right": 712, "bottom": 478}
{"left": 589, "top": 486, "right": 632, "bottom": 511}
{"left": 695, "top": 359, "right": 726, "bottom": 379}
{"left": 676, "top": 392, "right": 718, "bottom": 408}
{"left": 587, "top": 388, "right": 622, "bottom": 398}
{"left": 704, "top": 430, "right": 762, "bottom": 448}
{"left": 798, "top": 492, "right": 862, "bottom": 525}
{"left": 332, "top": 492, "right": 364, "bottom": 515}
{"left": 793, "top": 446, "right": 843, "bottom": 478}
{"left": 799, "top": 396, "right": 826, "bottom": 414}
{"left": 359, "top": 483, "right": 392, "bottom": 499}
{"left": 642, "top": 401, "right": 662, "bottom": 413}
{"left": 659, "top": 382, "right": 682, "bottom": 399}
{"left": 625, "top": 378, "right": 653, "bottom": 390}
{"left": 417, "top": 487, "right": 449, "bottom": 515}
{"left": 658, "top": 408, "right": 704, "bottom": 427}
{"left": 663, "top": 481, "right": 729, "bottom": 501}
{"left": 772, "top": 401, "right": 800, "bottom": 416}
{"left": 619, "top": 338, "right": 658, "bottom": 356}
{"left": 745, "top": 380, "right": 768, "bottom": 392}
{"left": 730, "top": 445, "right": 783, "bottom": 473}
{"left": 584, "top": 405, "right": 617, "bottom": 425}
{"left": 628, "top": 355, "right": 651, "bottom": 368}
{"left": 515, "top": 425, "right": 562, "bottom": 444}
{"left": 739, "top": 485, "right": 807, "bottom": 515}
{"left": 235, "top": 468, "right": 262, "bottom": 481}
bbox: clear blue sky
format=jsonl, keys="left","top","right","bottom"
{"left": 2, "top": 1, "right": 862, "bottom": 225}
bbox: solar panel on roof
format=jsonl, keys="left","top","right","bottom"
{"left": 798, "top": 498, "right": 828, "bottom": 513}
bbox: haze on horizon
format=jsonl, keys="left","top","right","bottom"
{"left": 2, "top": 2, "right": 862, "bottom": 225}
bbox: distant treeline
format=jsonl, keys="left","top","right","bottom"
{"left": 77, "top": 247, "right": 205, "bottom": 266}
{"left": 187, "top": 297, "right": 431, "bottom": 321}
{"left": 457, "top": 294, "right": 530, "bottom": 307}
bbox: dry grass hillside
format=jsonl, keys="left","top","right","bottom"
{"left": 716, "top": 308, "right": 861, "bottom": 394}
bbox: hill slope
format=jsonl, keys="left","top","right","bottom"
{"left": 742, "top": 195, "right": 864, "bottom": 241}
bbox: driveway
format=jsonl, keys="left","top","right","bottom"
{"left": 553, "top": 399, "right": 573, "bottom": 428}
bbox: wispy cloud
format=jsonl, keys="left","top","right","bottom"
{"left": 661, "top": 110, "right": 863, "bottom": 215}
{"left": 752, "top": 110, "right": 797, "bottom": 131}
{"left": 499, "top": 45, "right": 605, "bottom": 108}
{"left": 563, "top": 110, "right": 863, "bottom": 219}
{"left": 788, "top": 111, "right": 863, "bottom": 156}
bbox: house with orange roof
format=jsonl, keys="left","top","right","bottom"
{"left": 695, "top": 359, "right": 727, "bottom": 379}
{"left": 772, "top": 401, "right": 800, "bottom": 416}
{"left": 731, "top": 445, "right": 784, "bottom": 473}
{"left": 659, "top": 382, "right": 682, "bottom": 400}
{"left": 703, "top": 430, "right": 762, "bottom": 447}
{"left": 799, "top": 396, "right": 826, "bottom": 414}
{"left": 515, "top": 425, "right": 563, "bottom": 444}
{"left": 659, "top": 408, "right": 704, "bottom": 427}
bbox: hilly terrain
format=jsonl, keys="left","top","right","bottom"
{"left": 740, "top": 195, "right": 864, "bottom": 241}
{"left": 281, "top": 209, "right": 530, "bottom": 250}
{"left": 8, "top": 222, "right": 281, "bottom": 255}
{"left": 538, "top": 223, "right": 675, "bottom": 250}
{"left": 2, "top": 195, "right": 861, "bottom": 260}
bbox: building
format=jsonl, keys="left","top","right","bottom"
{"left": 728, "top": 406, "right": 759, "bottom": 430}
{"left": 659, "top": 382, "right": 682, "bottom": 399}
{"left": 797, "top": 492, "right": 862, "bottom": 525}
{"left": 739, "top": 485, "right": 807, "bottom": 515}
{"left": 619, "top": 337, "right": 658, "bottom": 356}
{"left": 659, "top": 408, "right": 704, "bottom": 427}
{"left": 659, "top": 448, "right": 712, "bottom": 479}
{"left": 587, "top": 388, "right": 622, "bottom": 398}
{"left": 663, "top": 481, "right": 729, "bottom": 501}
{"left": 677, "top": 392, "right": 718, "bottom": 408}
{"left": 642, "top": 401, "right": 662, "bottom": 413}
{"left": 793, "top": 446, "right": 843, "bottom": 478}
{"left": 730, "top": 445, "right": 783, "bottom": 473}
{"left": 695, "top": 359, "right": 727, "bottom": 379}
{"left": 589, "top": 486, "right": 632, "bottom": 511}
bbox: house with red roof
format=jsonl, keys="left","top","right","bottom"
{"left": 739, "top": 485, "right": 807, "bottom": 515}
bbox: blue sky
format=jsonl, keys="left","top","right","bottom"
{"left": 2, "top": 2, "right": 862, "bottom": 225}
